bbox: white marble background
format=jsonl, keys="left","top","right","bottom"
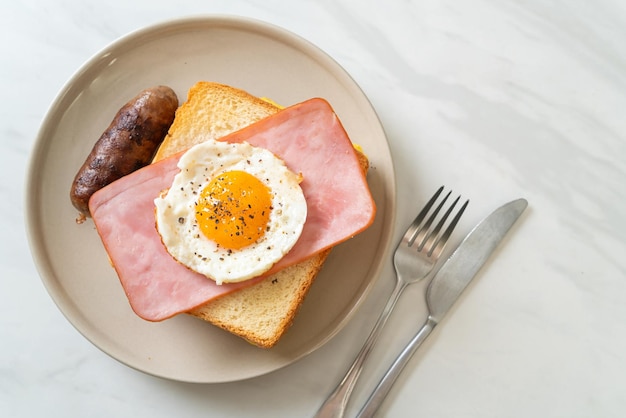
{"left": 3, "top": 0, "right": 626, "bottom": 417}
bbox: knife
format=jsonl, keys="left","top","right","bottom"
{"left": 355, "top": 198, "right": 528, "bottom": 418}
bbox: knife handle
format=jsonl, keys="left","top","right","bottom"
{"left": 356, "top": 316, "right": 437, "bottom": 418}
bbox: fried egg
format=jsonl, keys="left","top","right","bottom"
{"left": 154, "top": 139, "right": 307, "bottom": 284}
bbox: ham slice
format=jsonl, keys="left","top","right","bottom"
{"left": 89, "top": 98, "right": 375, "bottom": 321}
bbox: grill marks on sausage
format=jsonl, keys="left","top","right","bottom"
{"left": 70, "top": 86, "right": 179, "bottom": 217}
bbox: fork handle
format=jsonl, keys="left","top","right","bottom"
{"left": 356, "top": 316, "right": 438, "bottom": 418}
{"left": 313, "top": 281, "right": 408, "bottom": 418}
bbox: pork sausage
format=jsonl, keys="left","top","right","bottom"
{"left": 70, "top": 86, "right": 178, "bottom": 217}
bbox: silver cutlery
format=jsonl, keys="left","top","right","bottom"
{"left": 314, "top": 186, "right": 469, "bottom": 418}
{"left": 356, "top": 198, "right": 528, "bottom": 418}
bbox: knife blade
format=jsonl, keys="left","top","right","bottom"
{"left": 356, "top": 198, "right": 528, "bottom": 418}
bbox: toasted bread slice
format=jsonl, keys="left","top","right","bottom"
{"left": 153, "top": 82, "right": 280, "bottom": 162}
{"left": 154, "top": 81, "right": 368, "bottom": 348}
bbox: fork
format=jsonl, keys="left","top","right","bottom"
{"left": 313, "top": 186, "right": 468, "bottom": 418}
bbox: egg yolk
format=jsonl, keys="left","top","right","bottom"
{"left": 195, "top": 171, "right": 272, "bottom": 250}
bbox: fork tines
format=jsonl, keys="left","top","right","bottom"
{"left": 410, "top": 186, "right": 469, "bottom": 258}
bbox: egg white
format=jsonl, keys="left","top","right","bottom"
{"left": 154, "top": 140, "right": 307, "bottom": 284}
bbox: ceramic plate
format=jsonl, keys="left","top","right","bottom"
{"left": 25, "top": 16, "right": 396, "bottom": 383}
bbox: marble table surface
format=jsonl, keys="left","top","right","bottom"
{"left": 3, "top": 1, "right": 625, "bottom": 417}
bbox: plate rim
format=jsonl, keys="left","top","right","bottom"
{"left": 24, "top": 14, "right": 397, "bottom": 383}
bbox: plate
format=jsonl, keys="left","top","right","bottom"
{"left": 25, "top": 16, "right": 396, "bottom": 383}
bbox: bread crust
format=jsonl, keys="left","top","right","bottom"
{"left": 152, "top": 82, "right": 279, "bottom": 163}
{"left": 189, "top": 249, "right": 332, "bottom": 347}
